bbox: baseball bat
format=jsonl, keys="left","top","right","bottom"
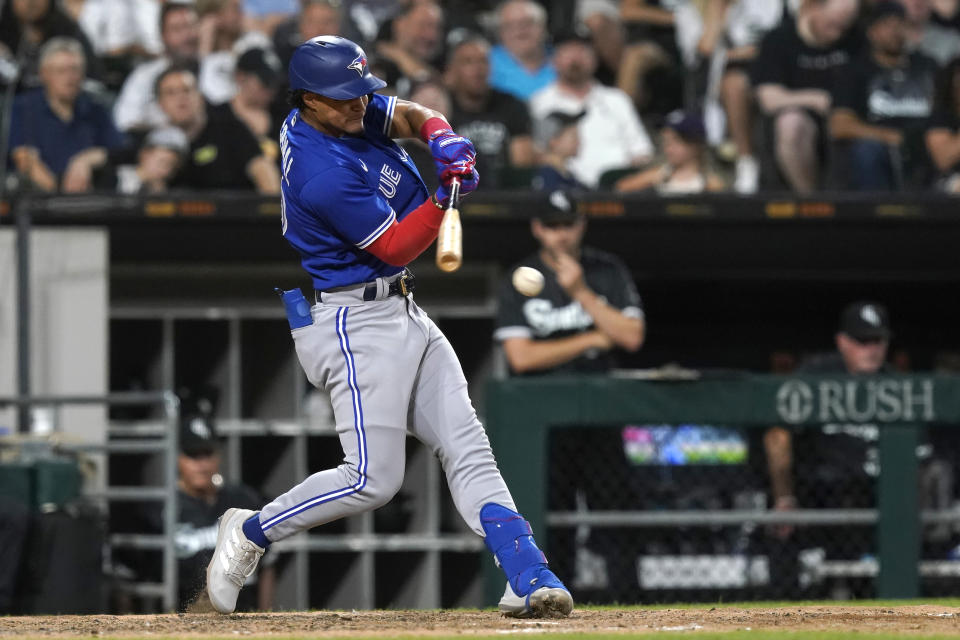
{"left": 436, "top": 177, "right": 462, "bottom": 273}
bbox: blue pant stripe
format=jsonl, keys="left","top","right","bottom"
{"left": 341, "top": 307, "right": 368, "bottom": 483}
{"left": 261, "top": 306, "right": 367, "bottom": 531}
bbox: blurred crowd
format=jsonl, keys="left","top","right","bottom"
{"left": 5, "top": 0, "right": 960, "bottom": 196}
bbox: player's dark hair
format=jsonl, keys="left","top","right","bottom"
{"left": 154, "top": 61, "right": 199, "bottom": 98}
{"left": 288, "top": 89, "right": 309, "bottom": 110}
{"left": 160, "top": 1, "right": 197, "bottom": 36}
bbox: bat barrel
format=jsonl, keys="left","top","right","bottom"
{"left": 436, "top": 208, "right": 462, "bottom": 272}
{"left": 436, "top": 177, "right": 464, "bottom": 272}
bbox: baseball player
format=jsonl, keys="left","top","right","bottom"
{"left": 205, "top": 35, "right": 574, "bottom": 619}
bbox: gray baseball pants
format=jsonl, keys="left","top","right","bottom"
{"left": 258, "top": 276, "right": 516, "bottom": 541}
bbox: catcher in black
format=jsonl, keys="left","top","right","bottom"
{"left": 494, "top": 190, "right": 644, "bottom": 375}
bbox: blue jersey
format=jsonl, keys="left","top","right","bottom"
{"left": 279, "top": 93, "right": 430, "bottom": 290}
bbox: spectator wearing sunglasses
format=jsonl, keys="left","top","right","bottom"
{"left": 493, "top": 190, "right": 645, "bottom": 376}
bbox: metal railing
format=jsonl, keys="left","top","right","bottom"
{"left": 0, "top": 391, "right": 179, "bottom": 611}
{"left": 547, "top": 508, "right": 960, "bottom": 528}
{"left": 485, "top": 374, "right": 960, "bottom": 602}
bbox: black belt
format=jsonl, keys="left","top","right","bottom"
{"left": 318, "top": 270, "right": 415, "bottom": 302}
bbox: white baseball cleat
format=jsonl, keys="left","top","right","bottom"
{"left": 206, "top": 508, "right": 265, "bottom": 614}
{"left": 498, "top": 581, "right": 574, "bottom": 618}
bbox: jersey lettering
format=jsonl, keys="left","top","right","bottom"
{"left": 523, "top": 298, "right": 599, "bottom": 336}
{"left": 174, "top": 522, "right": 219, "bottom": 559}
{"left": 279, "top": 120, "right": 293, "bottom": 186}
{"left": 379, "top": 164, "right": 402, "bottom": 198}
{"left": 279, "top": 93, "right": 429, "bottom": 290}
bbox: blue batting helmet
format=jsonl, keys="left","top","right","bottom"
{"left": 289, "top": 36, "right": 387, "bottom": 100}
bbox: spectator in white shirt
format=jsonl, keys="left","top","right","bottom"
{"left": 196, "top": 0, "right": 272, "bottom": 104}
{"left": 530, "top": 29, "right": 654, "bottom": 188}
{"left": 77, "top": 0, "right": 163, "bottom": 59}
{"left": 113, "top": 2, "right": 203, "bottom": 133}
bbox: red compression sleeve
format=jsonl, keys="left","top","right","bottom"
{"left": 419, "top": 116, "right": 451, "bottom": 142}
{"left": 365, "top": 197, "right": 445, "bottom": 266}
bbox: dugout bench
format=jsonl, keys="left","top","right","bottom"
{"left": 484, "top": 373, "right": 960, "bottom": 603}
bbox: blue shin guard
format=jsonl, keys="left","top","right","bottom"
{"left": 480, "top": 503, "right": 566, "bottom": 598}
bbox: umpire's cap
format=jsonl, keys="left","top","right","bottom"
{"left": 289, "top": 35, "right": 387, "bottom": 100}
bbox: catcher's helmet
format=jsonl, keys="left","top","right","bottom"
{"left": 289, "top": 35, "right": 386, "bottom": 100}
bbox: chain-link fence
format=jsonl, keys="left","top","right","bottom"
{"left": 544, "top": 423, "right": 960, "bottom": 604}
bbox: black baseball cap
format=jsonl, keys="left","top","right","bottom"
{"left": 541, "top": 109, "right": 586, "bottom": 142}
{"left": 663, "top": 110, "right": 706, "bottom": 144}
{"left": 179, "top": 414, "right": 218, "bottom": 457}
{"left": 839, "top": 301, "right": 892, "bottom": 341}
{"left": 866, "top": 1, "right": 906, "bottom": 26}
{"left": 534, "top": 189, "right": 583, "bottom": 224}
{"left": 236, "top": 47, "right": 283, "bottom": 87}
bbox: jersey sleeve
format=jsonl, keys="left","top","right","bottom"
{"left": 300, "top": 166, "right": 396, "bottom": 249}
{"left": 363, "top": 93, "right": 398, "bottom": 142}
{"left": 606, "top": 257, "right": 644, "bottom": 319}
{"left": 504, "top": 94, "right": 533, "bottom": 137}
{"left": 832, "top": 60, "right": 865, "bottom": 116}
{"left": 494, "top": 277, "right": 534, "bottom": 342}
{"left": 93, "top": 101, "right": 127, "bottom": 150}
{"left": 8, "top": 96, "right": 26, "bottom": 150}
{"left": 750, "top": 27, "right": 787, "bottom": 88}
{"left": 226, "top": 112, "right": 265, "bottom": 168}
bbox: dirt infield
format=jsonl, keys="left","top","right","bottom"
{"left": 2, "top": 605, "right": 960, "bottom": 637}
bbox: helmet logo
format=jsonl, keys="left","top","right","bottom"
{"left": 347, "top": 54, "right": 366, "bottom": 77}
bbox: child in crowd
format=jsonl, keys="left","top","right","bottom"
{"left": 533, "top": 110, "right": 587, "bottom": 191}
{"left": 614, "top": 110, "right": 725, "bottom": 194}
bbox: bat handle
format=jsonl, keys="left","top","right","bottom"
{"left": 447, "top": 176, "right": 461, "bottom": 211}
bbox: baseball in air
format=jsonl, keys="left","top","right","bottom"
{"left": 512, "top": 266, "right": 545, "bottom": 297}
